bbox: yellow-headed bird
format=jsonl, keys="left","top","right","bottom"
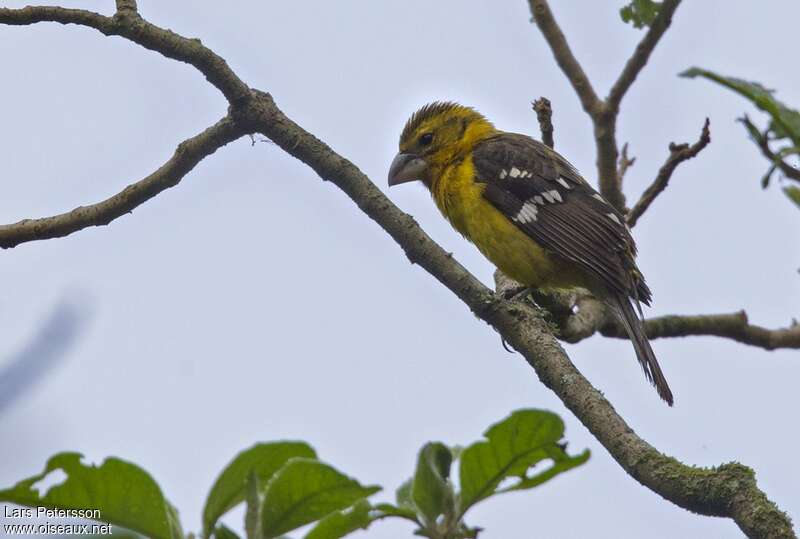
{"left": 388, "top": 102, "right": 673, "bottom": 405}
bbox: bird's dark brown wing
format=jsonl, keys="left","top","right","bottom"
{"left": 473, "top": 132, "right": 651, "bottom": 304}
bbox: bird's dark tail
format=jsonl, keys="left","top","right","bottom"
{"left": 608, "top": 292, "right": 674, "bottom": 406}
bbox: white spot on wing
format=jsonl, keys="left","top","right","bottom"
{"left": 551, "top": 190, "right": 563, "bottom": 203}
{"left": 513, "top": 201, "right": 539, "bottom": 223}
{"left": 509, "top": 167, "right": 521, "bottom": 178}
{"left": 534, "top": 195, "right": 544, "bottom": 205}
{"left": 542, "top": 191, "right": 555, "bottom": 203}
{"left": 606, "top": 212, "right": 622, "bottom": 225}
{"left": 592, "top": 193, "right": 605, "bottom": 203}
{"left": 499, "top": 169, "right": 507, "bottom": 179}
{"left": 557, "top": 177, "right": 571, "bottom": 189}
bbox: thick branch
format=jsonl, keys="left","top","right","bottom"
{"left": 606, "top": 0, "right": 683, "bottom": 112}
{"left": 0, "top": 6, "right": 250, "bottom": 104}
{"left": 628, "top": 118, "right": 711, "bottom": 226}
{"left": 532, "top": 97, "right": 554, "bottom": 148}
{"left": 527, "top": 1, "right": 601, "bottom": 116}
{"left": 0, "top": 116, "right": 245, "bottom": 248}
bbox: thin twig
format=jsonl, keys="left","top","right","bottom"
{"left": 114, "top": 0, "right": 138, "bottom": 14}
{"left": 617, "top": 142, "right": 636, "bottom": 188}
{"left": 606, "top": 0, "right": 683, "bottom": 112}
{"left": 0, "top": 116, "right": 245, "bottom": 249}
{"left": 740, "top": 115, "right": 800, "bottom": 184}
{"left": 604, "top": 311, "right": 800, "bottom": 350}
{"left": 627, "top": 118, "right": 711, "bottom": 226}
{"left": 532, "top": 97, "right": 554, "bottom": 148}
{"left": 527, "top": 1, "right": 601, "bottom": 116}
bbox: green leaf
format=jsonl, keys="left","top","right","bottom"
{"left": 497, "top": 447, "right": 590, "bottom": 494}
{"left": 213, "top": 523, "right": 242, "bottom": 539}
{"left": 303, "top": 499, "right": 373, "bottom": 539}
{"left": 784, "top": 186, "right": 800, "bottom": 209}
{"left": 620, "top": 0, "right": 662, "bottom": 28}
{"left": 260, "top": 458, "right": 381, "bottom": 538}
{"left": 411, "top": 442, "right": 453, "bottom": 525}
{"left": 680, "top": 68, "right": 800, "bottom": 146}
{"left": 245, "top": 472, "right": 262, "bottom": 539}
{"left": 203, "top": 442, "right": 316, "bottom": 537}
{"left": 372, "top": 503, "right": 419, "bottom": 523}
{"left": 457, "top": 410, "right": 588, "bottom": 515}
{"left": 394, "top": 478, "right": 413, "bottom": 510}
{"left": 0, "top": 452, "right": 182, "bottom": 539}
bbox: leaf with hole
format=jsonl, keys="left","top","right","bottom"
{"left": 457, "top": 409, "right": 588, "bottom": 515}
{"left": 0, "top": 452, "right": 182, "bottom": 539}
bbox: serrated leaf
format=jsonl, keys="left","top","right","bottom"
{"left": 303, "top": 499, "right": 372, "bottom": 539}
{"left": 260, "top": 458, "right": 380, "bottom": 538}
{"left": 784, "top": 186, "right": 800, "bottom": 209}
{"left": 411, "top": 442, "right": 453, "bottom": 524}
{"left": 202, "top": 442, "right": 316, "bottom": 537}
{"left": 681, "top": 68, "right": 800, "bottom": 146}
{"left": 457, "top": 410, "right": 588, "bottom": 515}
{"left": 620, "top": 0, "right": 662, "bottom": 28}
{"left": 0, "top": 452, "right": 182, "bottom": 539}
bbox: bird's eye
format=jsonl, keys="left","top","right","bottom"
{"left": 419, "top": 132, "right": 434, "bottom": 146}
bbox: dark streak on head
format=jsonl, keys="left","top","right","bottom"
{"left": 400, "top": 101, "right": 473, "bottom": 144}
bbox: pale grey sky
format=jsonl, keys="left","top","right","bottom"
{"left": 1, "top": 1, "right": 798, "bottom": 538}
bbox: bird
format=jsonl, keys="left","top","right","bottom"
{"left": 387, "top": 102, "right": 673, "bottom": 405}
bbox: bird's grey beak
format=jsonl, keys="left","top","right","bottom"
{"left": 388, "top": 152, "right": 428, "bottom": 186}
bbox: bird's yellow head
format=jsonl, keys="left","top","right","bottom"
{"left": 388, "top": 102, "right": 495, "bottom": 188}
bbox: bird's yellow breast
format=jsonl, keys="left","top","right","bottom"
{"left": 431, "top": 156, "right": 584, "bottom": 289}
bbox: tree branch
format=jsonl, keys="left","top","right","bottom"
{"left": 532, "top": 97, "right": 554, "bottom": 148}
{"left": 627, "top": 118, "right": 711, "bottom": 227}
{"left": 607, "top": 0, "right": 683, "bottom": 112}
{"left": 528, "top": 0, "right": 685, "bottom": 212}
{"left": 617, "top": 142, "right": 636, "bottom": 188}
{"left": 0, "top": 116, "right": 245, "bottom": 249}
{"left": 527, "top": 1, "right": 601, "bottom": 116}
{"left": 1, "top": 5, "right": 794, "bottom": 537}
{"left": 495, "top": 271, "right": 800, "bottom": 351}
{"left": 603, "top": 311, "right": 800, "bottom": 350}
